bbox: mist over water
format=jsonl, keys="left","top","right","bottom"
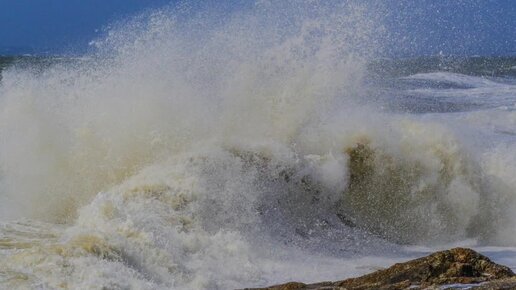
{"left": 1, "top": 1, "right": 516, "bottom": 289}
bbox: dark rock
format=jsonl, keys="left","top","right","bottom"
{"left": 245, "top": 248, "right": 515, "bottom": 290}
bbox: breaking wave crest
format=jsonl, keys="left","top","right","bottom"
{"left": 0, "top": 1, "right": 515, "bottom": 289}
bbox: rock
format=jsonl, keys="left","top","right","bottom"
{"left": 245, "top": 248, "right": 515, "bottom": 290}
{"left": 474, "top": 277, "right": 516, "bottom": 289}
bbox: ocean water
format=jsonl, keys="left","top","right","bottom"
{"left": 1, "top": 2, "right": 516, "bottom": 289}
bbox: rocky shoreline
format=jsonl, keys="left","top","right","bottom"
{"left": 245, "top": 248, "right": 516, "bottom": 290}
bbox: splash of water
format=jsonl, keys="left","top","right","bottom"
{"left": 0, "top": 1, "right": 515, "bottom": 289}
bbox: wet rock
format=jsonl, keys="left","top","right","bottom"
{"left": 475, "top": 277, "right": 516, "bottom": 289}
{"left": 246, "top": 248, "right": 515, "bottom": 290}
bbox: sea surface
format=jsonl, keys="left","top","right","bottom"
{"left": 1, "top": 2, "right": 516, "bottom": 289}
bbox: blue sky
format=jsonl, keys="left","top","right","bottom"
{"left": 0, "top": 0, "right": 171, "bottom": 54}
{"left": 0, "top": 0, "right": 514, "bottom": 56}
{"left": 384, "top": 0, "right": 516, "bottom": 56}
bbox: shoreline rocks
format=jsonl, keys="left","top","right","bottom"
{"left": 245, "top": 248, "right": 516, "bottom": 290}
